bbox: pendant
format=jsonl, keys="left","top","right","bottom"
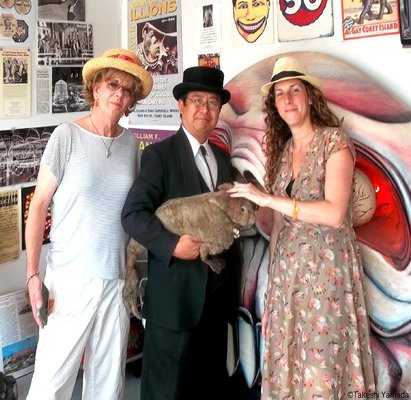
{"left": 106, "top": 149, "right": 111, "bottom": 158}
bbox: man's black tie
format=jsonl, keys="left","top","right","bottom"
{"left": 200, "top": 145, "right": 215, "bottom": 191}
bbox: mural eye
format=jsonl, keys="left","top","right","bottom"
{"left": 355, "top": 149, "right": 410, "bottom": 272}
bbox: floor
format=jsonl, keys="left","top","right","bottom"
{"left": 16, "top": 359, "right": 261, "bottom": 399}
{"left": 16, "top": 360, "right": 142, "bottom": 400}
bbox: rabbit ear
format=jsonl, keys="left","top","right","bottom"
{"left": 217, "top": 182, "right": 234, "bottom": 191}
{"left": 208, "top": 192, "right": 229, "bottom": 212}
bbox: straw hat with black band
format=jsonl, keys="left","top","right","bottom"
{"left": 82, "top": 48, "right": 153, "bottom": 100}
{"left": 261, "top": 56, "right": 321, "bottom": 95}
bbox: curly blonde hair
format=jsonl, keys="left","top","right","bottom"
{"left": 263, "top": 81, "right": 341, "bottom": 193}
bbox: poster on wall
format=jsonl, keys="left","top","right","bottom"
{"left": 37, "top": 21, "right": 93, "bottom": 67}
{"left": 342, "top": 0, "right": 400, "bottom": 39}
{"left": 38, "top": 0, "right": 86, "bottom": 22}
{"left": 0, "top": 189, "right": 19, "bottom": 264}
{"left": 0, "top": 289, "right": 38, "bottom": 378}
{"left": 399, "top": 0, "right": 411, "bottom": 45}
{"left": 229, "top": 0, "right": 274, "bottom": 46}
{"left": 51, "top": 66, "right": 89, "bottom": 113}
{"left": 277, "top": 0, "right": 334, "bottom": 42}
{"left": 196, "top": 1, "right": 223, "bottom": 54}
{"left": 128, "top": 0, "right": 183, "bottom": 128}
{"left": 0, "top": 125, "right": 55, "bottom": 188}
{"left": 130, "top": 127, "right": 175, "bottom": 153}
{"left": 0, "top": 48, "right": 30, "bottom": 118}
{"left": 198, "top": 53, "right": 220, "bottom": 69}
{"left": 21, "top": 184, "right": 51, "bottom": 251}
{"left": 0, "top": 0, "right": 35, "bottom": 47}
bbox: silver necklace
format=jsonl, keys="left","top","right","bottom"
{"left": 90, "top": 115, "right": 115, "bottom": 158}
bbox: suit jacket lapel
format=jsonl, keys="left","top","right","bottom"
{"left": 174, "top": 128, "right": 203, "bottom": 196}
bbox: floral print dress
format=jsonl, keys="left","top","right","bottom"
{"left": 261, "top": 127, "right": 376, "bottom": 399}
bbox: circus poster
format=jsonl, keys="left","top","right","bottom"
{"left": 342, "top": 0, "right": 400, "bottom": 39}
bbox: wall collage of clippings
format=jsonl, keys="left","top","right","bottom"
{"left": 0, "top": 0, "right": 90, "bottom": 268}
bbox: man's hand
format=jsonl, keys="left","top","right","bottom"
{"left": 172, "top": 234, "right": 202, "bottom": 260}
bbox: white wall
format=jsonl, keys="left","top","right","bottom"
{"left": 0, "top": 0, "right": 122, "bottom": 295}
{"left": 180, "top": 0, "right": 411, "bottom": 108}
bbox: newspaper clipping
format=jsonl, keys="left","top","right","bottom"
{"left": 0, "top": 289, "right": 38, "bottom": 378}
{"left": 0, "top": 48, "right": 30, "bottom": 118}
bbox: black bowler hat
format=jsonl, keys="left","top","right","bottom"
{"left": 173, "top": 66, "right": 231, "bottom": 104}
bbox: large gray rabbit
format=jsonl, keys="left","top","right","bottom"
{"left": 123, "top": 183, "right": 256, "bottom": 319}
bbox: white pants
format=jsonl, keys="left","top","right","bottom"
{"left": 27, "top": 269, "right": 130, "bottom": 400}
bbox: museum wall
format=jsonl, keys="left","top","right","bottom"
{"left": 2, "top": 0, "right": 410, "bottom": 298}
{"left": 179, "top": 0, "right": 411, "bottom": 107}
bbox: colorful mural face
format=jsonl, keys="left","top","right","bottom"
{"left": 232, "top": 0, "right": 271, "bottom": 43}
{"left": 211, "top": 51, "right": 411, "bottom": 392}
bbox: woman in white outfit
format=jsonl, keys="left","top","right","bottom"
{"left": 25, "top": 48, "right": 152, "bottom": 400}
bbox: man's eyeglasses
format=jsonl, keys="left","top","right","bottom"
{"left": 186, "top": 97, "right": 221, "bottom": 110}
{"left": 106, "top": 80, "right": 133, "bottom": 98}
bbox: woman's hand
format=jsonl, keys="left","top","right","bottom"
{"left": 227, "top": 182, "right": 268, "bottom": 209}
{"left": 27, "top": 276, "right": 46, "bottom": 329}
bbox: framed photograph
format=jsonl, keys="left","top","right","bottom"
{"left": 399, "top": 0, "right": 411, "bottom": 46}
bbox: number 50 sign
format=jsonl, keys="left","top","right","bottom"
{"left": 277, "top": 0, "right": 333, "bottom": 41}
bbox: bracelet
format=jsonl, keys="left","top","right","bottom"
{"left": 292, "top": 198, "right": 299, "bottom": 221}
{"left": 26, "top": 271, "right": 39, "bottom": 286}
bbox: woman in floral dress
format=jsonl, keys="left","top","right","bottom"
{"left": 228, "top": 56, "right": 375, "bottom": 399}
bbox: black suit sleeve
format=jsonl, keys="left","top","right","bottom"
{"left": 121, "top": 144, "right": 179, "bottom": 265}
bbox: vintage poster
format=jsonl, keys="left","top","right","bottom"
{"left": 196, "top": 1, "right": 222, "bottom": 54}
{"left": 131, "top": 127, "right": 175, "bottom": 153}
{"left": 51, "top": 66, "right": 89, "bottom": 113}
{"left": 399, "top": 0, "right": 411, "bottom": 45}
{"left": 228, "top": 0, "right": 274, "bottom": 46}
{"left": 21, "top": 184, "right": 51, "bottom": 251}
{"left": 37, "top": 22, "right": 93, "bottom": 67}
{"left": 0, "top": 289, "right": 38, "bottom": 378}
{"left": 0, "top": 48, "right": 30, "bottom": 118}
{"left": 0, "top": 126, "right": 55, "bottom": 188}
{"left": 198, "top": 53, "right": 220, "bottom": 69}
{"left": 342, "top": 0, "right": 400, "bottom": 39}
{"left": 0, "top": 189, "right": 19, "bottom": 264}
{"left": 128, "top": 0, "right": 183, "bottom": 128}
{"left": 277, "top": 0, "right": 334, "bottom": 42}
{"left": 38, "top": 0, "right": 86, "bottom": 22}
{"left": 0, "top": 0, "right": 35, "bottom": 47}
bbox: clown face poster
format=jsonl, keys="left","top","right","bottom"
{"left": 230, "top": 0, "right": 274, "bottom": 46}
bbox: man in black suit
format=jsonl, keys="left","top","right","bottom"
{"left": 121, "top": 67, "right": 242, "bottom": 400}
